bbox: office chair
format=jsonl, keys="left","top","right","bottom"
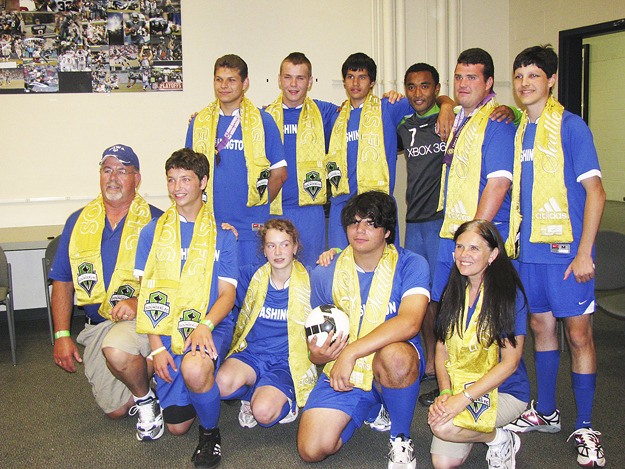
{"left": 42, "top": 236, "right": 61, "bottom": 345}
{"left": 0, "top": 246, "right": 16, "bottom": 365}
{"left": 594, "top": 230, "right": 625, "bottom": 320}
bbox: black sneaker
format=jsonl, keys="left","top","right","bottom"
{"left": 191, "top": 426, "right": 222, "bottom": 469}
{"left": 418, "top": 388, "right": 439, "bottom": 407}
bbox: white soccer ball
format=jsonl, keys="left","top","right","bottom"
{"left": 305, "top": 304, "right": 350, "bottom": 347}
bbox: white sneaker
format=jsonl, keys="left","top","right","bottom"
{"left": 365, "top": 405, "right": 391, "bottom": 432}
{"left": 567, "top": 428, "right": 605, "bottom": 467}
{"left": 238, "top": 400, "right": 257, "bottom": 428}
{"left": 486, "top": 429, "right": 520, "bottom": 469}
{"left": 387, "top": 434, "right": 416, "bottom": 469}
{"left": 278, "top": 398, "right": 298, "bottom": 424}
{"left": 129, "top": 395, "right": 164, "bottom": 441}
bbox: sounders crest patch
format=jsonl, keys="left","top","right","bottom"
{"left": 178, "top": 309, "right": 202, "bottom": 341}
{"left": 109, "top": 284, "right": 136, "bottom": 307}
{"left": 326, "top": 162, "right": 342, "bottom": 189}
{"left": 144, "top": 291, "right": 170, "bottom": 328}
{"left": 464, "top": 382, "right": 491, "bottom": 422}
{"left": 256, "top": 169, "right": 270, "bottom": 199}
{"left": 77, "top": 262, "right": 98, "bottom": 297}
{"left": 303, "top": 170, "right": 322, "bottom": 201}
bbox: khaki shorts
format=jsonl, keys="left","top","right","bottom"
{"left": 430, "top": 393, "right": 527, "bottom": 460}
{"left": 77, "top": 319, "right": 150, "bottom": 414}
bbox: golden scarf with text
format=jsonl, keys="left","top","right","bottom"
{"left": 69, "top": 193, "right": 151, "bottom": 320}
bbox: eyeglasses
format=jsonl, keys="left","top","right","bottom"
{"left": 100, "top": 167, "right": 136, "bottom": 176}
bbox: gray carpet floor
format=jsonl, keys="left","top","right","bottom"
{"left": 0, "top": 311, "right": 623, "bottom": 469}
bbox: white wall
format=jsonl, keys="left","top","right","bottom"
{"left": 585, "top": 32, "right": 625, "bottom": 202}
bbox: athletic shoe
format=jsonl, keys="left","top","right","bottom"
{"left": 238, "top": 400, "right": 257, "bottom": 428}
{"left": 128, "top": 395, "right": 164, "bottom": 441}
{"left": 365, "top": 405, "right": 391, "bottom": 432}
{"left": 278, "top": 398, "right": 298, "bottom": 424}
{"left": 418, "top": 388, "right": 439, "bottom": 407}
{"left": 192, "top": 426, "right": 222, "bottom": 469}
{"left": 387, "top": 434, "right": 416, "bottom": 469}
{"left": 504, "top": 400, "right": 561, "bottom": 433}
{"left": 486, "top": 429, "right": 520, "bottom": 469}
{"left": 567, "top": 428, "right": 605, "bottom": 467}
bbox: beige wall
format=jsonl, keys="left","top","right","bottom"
{"left": 585, "top": 32, "right": 625, "bottom": 202}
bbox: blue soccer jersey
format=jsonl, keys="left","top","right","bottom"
{"left": 518, "top": 111, "right": 602, "bottom": 264}
{"left": 310, "top": 246, "right": 430, "bottom": 346}
{"left": 327, "top": 98, "right": 413, "bottom": 248}
{"left": 272, "top": 99, "right": 338, "bottom": 268}
{"left": 186, "top": 109, "right": 286, "bottom": 266}
{"left": 49, "top": 204, "right": 162, "bottom": 323}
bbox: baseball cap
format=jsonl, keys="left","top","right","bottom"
{"left": 100, "top": 144, "right": 140, "bottom": 170}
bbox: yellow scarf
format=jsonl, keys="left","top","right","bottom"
{"left": 192, "top": 97, "right": 271, "bottom": 209}
{"left": 445, "top": 285, "right": 499, "bottom": 433}
{"left": 228, "top": 261, "right": 317, "bottom": 406}
{"left": 326, "top": 244, "right": 398, "bottom": 391}
{"left": 327, "top": 92, "right": 389, "bottom": 197}
{"left": 69, "top": 193, "right": 152, "bottom": 320}
{"left": 137, "top": 203, "right": 216, "bottom": 355}
{"left": 506, "top": 95, "right": 572, "bottom": 258}
{"left": 438, "top": 99, "right": 497, "bottom": 238}
{"left": 265, "top": 95, "right": 328, "bottom": 215}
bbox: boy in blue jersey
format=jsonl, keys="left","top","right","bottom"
{"left": 186, "top": 54, "right": 286, "bottom": 268}
{"left": 297, "top": 191, "right": 430, "bottom": 469}
{"left": 265, "top": 52, "right": 339, "bottom": 269}
{"left": 326, "top": 52, "right": 455, "bottom": 249}
{"left": 504, "top": 45, "right": 606, "bottom": 468}
{"left": 134, "top": 148, "right": 238, "bottom": 469}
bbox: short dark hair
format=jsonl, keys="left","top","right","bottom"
{"left": 214, "top": 54, "right": 248, "bottom": 80}
{"left": 404, "top": 63, "right": 440, "bottom": 86}
{"left": 165, "top": 148, "right": 209, "bottom": 182}
{"left": 513, "top": 44, "right": 558, "bottom": 78}
{"left": 341, "top": 52, "right": 377, "bottom": 82}
{"left": 341, "top": 191, "right": 396, "bottom": 244}
{"left": 457, "top": 48, "right": 494, "bottom": 89}
{"left": 281, "top": 52, "right": 312, "bottom": 76}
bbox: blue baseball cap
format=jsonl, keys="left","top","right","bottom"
{"left": 100, "top": 144, "right": 140, "bottom": 170}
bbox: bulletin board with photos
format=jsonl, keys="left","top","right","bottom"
{"left": 0, "top": 0, "right": 183, "bottom": 94}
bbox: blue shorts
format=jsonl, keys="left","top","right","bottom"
{"left": 155, "top": 320, "right": 234, "bottom": 412}
{"left": 404, "top": 218, "right": 443, "bottom": 276}
{"left": 273, "top": 204, "right": 325, "bottom": 270}
{"left": 431, "top": 237, "right": 454, "bottom": 302}
{"left": 303, "top": 372, "right": 382, "bottom": 427}
{"left": 519, "top": 262, "right": 595, "bottom": 318}
{"left": 303, "top": 340, "right": 424, "bottom": 421}
{"left": 228, "top": 348, "right": 295, "bottom": 402}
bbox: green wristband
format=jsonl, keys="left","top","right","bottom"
{"left": 200, "top": 319, "right": 214, "bottom": 331}
{"left": 54, "top": 330, "right": 71, "bottom": 340}
{"left": 439, "top": 389, "right": 452, "bottom": 396}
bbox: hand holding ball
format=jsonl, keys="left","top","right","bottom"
{"left": 305, "top": 304, "right": 350, "bottom": 347}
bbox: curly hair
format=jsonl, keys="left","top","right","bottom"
{"left": 257, "top": 218, "right": 301, "bottom": 258}
{"left": 340, "top": 191, "right": 396, "bottom": 244}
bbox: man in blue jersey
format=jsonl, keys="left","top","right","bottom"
{"left": 504, "top": 45, "right": 606, "bottom": 468}
{"left": 50, "top": 144, "right": 164, "bottom": 441}
{"left": 326, "top": 52, "right": 455, "bottom": 250}
{"left": 298, "top": 191, "right": 430, "bottom": 469}
{"left": 264, "top": 52, "right": 339, "bottom": 269}
{"left": 134, "top": 148, "right": 238, "bottom": 469}
{"left": 186, "top": 54, "right": 286, "bottom": 268}
{"left": 430, "top": 47, "right": 515, "bottom": 320}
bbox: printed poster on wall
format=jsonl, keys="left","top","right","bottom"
{"left": 0, "top": 0, "right": 182, "bottom": 94}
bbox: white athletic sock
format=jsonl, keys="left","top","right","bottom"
{"left": 486, "top": 428, "right": 507, "bottom": 446}
{"left": 133, "top": 389, "right": 155, "bottom": 403}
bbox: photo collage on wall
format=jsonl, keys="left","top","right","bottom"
{"left": 0, "top": 0, "right": 182, "bottom": 94}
